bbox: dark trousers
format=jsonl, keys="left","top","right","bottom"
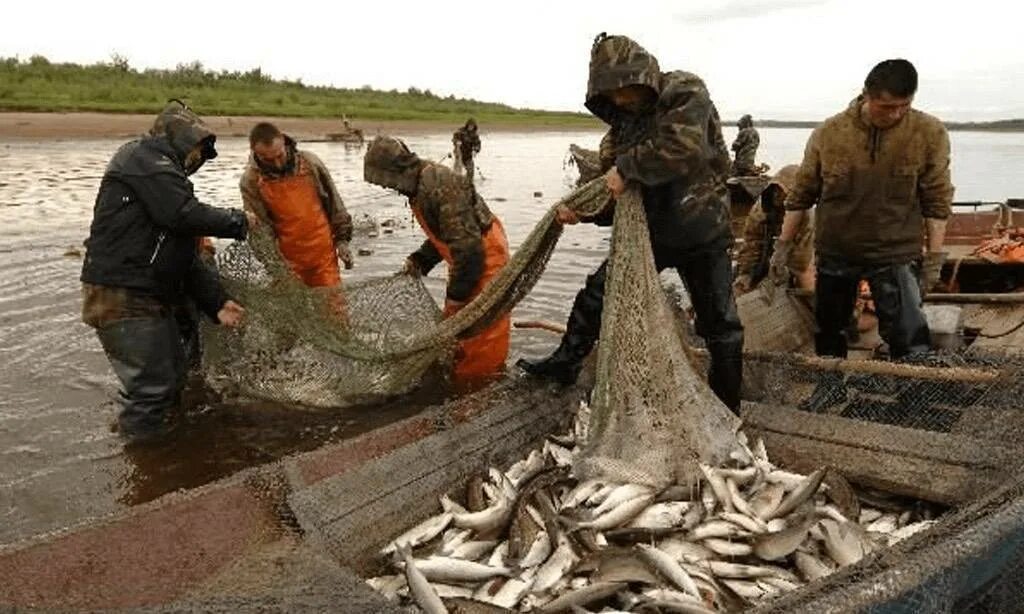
{"left": 815, "top": 257, "right": 930, "bottom": 359}
{"left": 96, "top": 315, "right": 187, "bottom": 437}
{"left": 564, "top": 246, "right": 745, "bottom": 411}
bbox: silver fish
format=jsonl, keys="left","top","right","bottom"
{"left": 398, "top": 545, "right": 449, "bottom": 614}
{"left": 889, "top": 519, "right": 936, "bottom": 544}
{"left": 658, "top": 537, "right": 715, "bottom": 563}
{"left": 432, "top": 583, "right": 476, "bottom": 599}
{"left": 538, "top": 581, "right": 626, "bottom": 612}
{"left": 440, "top": 494, "right": 468, "bottom": 515}
{"left": 533, "top": 533, "right": 579, "bottom": 594}
{"left": 627, "top": 502, "right": 691, "bottom": 529}
{"left": 749, "top": 483, "right": 785, "bottom": 521}
{"left": 453, "top": 498, "right": 513, "bottom": 533}
{"left": 752, "top": 518, "right": 812, "bottom": 561}
{"left": 721, "top": 579, "right": 764, "bottom": 600}
{"left": 726, "top": 478, "right": 756, "bottom": 519}
{"left": 561, "top": 479, "right": 605, "bottom": 511}
{"left": 719, "top": 466, "right": 758, "bottom": 487}
{"left": 451, "top": 540, "right": 498, "bottom": 562}
{"left": 690, "top": 520, "right": 749, "bottom": 541}
{"left": 411, "top": 556, "right": 514, "bottom": 584}
{"left": 543, "top": 440, "right": 574, "bottom": 468}
{"left": 488, "top": 541, "right": 510, "bottom": 567}
{"left": 769, "top": 468, "right": 826, "bottom": 520}
{"left": 821, "top": 519, "right": 873, "bottom": 567}
{"left": 520, "top": 531, "right": 553, "bottom": 568}
{"left": 381, "top": 512, "right": 453, "bottom": 555}
{"left": 576, "top": 495, "right": 655, "bottom": 531}
{"left": 866, "top": 513, "right": 899, "bottom": 535}
{"left": 492, "top": 568, "right": 537, "bottom": 608}
{"left": 793, "top": 550, "right": 834, "bottom": 582}
{"left": 699, "top": 464, "right": 734, "bottom": 513}
{"left": 765, "top": 470, "right": 809, "bottom": 491}
{"left": 365, "top": 574, "right": 406, "bottom": 601}
{"left": 720, "top": 511, "right": 767, "bottom": 534}
{"left": 859, "top": 507, "right": 883, "bottom": 524}
{"left": 586, "top": 483, "right": 619, "bottom": 507}
{"left": 439, "top": 529, "right": 474, "bottom": 556}
{"left": 636, "top": 544, "right": 701, "bottom": 598}
{"left": 593, "top": 484, "right": 655, "bottom": 517}
{"left": 766, "top": 518, "right": 788, "bottom": 533}
{"left": 702, "top": 538, "right": 753, "bottom": 557}
{"left": 704, "top": 561, "right": 778, "bottom": 579}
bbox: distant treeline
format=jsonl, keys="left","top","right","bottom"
{"left": 750, "top": 119, "right": 1024, "bottom": 132}
{"left": 0, "top": 55, "right": 598, "bottom": 126}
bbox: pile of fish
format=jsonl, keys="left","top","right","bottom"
{"left": 365, "top": 402, "right": 940, "bottom": 613}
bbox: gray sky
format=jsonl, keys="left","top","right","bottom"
{"left": 3, "top": 0, "right": 1022, "bottom": 121}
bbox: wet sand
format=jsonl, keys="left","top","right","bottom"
{"left": 0, "top": 112, "right": 596, "bottom": 140}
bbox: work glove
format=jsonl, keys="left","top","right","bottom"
{"left": 336, "top": 241, "right": 354, "bottom": 270}
{"left": 920, "top": 251, "right": 948, "bottom": 293}
{"left": 768, "top": 239, "right": 794, "bottom": 285}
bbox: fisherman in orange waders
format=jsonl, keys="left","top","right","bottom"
{"left": 239, "top": 122, "right": 353, "bottom": 314}
{"left": 363, "top": 136, "right": 511, "bottom": 382}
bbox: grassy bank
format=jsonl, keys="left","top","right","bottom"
{"left": 0, "top": 55, "right": 599, "bottom": 127}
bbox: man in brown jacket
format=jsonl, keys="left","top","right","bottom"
{"left": 240, "top": 122, "right": 353, "bottom": 287}
{"left": 772, "top": 59, "right": 954, "bottom": 407}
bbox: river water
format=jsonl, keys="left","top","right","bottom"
{"left": 1, "top": 127, "right": 1021, "bottom": 544}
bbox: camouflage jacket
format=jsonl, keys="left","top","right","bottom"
{"left": 731, "top": 127, "right": 760, "bottom": 174}
{"left": 408, "top": 163, "right": 496, "bottom": 301}
{"left": 452, "top": 127, "right": 481, "bottom": 162}
{"left": 584, "top": 34, "right": 733, "bottom": 256}
{"left": 736, "top": 202, "right": 814, "bottom": 280}
{"left": 239, "top": 136, "right": 353, "bottom": 245}
{"left": 785, "top": 96, "right": 954, "bottom": 266}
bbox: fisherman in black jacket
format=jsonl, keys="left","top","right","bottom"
{"left": 81, "top": 100, "right": 255, "bottom": 441}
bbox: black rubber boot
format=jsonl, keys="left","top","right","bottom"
{"left": 517, "top": 262, "right": 606, "bottom": 385}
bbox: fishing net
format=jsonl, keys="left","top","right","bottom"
{"left": 574, "top": 188, "right": 741, "bottom": 489}
{"left": 202, "top": 178, "right": 611, "bottom": 407}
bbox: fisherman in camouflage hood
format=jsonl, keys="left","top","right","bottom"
{"left": 731, "top": 114, "right": 761, "bottom": 177}
{"left": 518, "top": 33, "right": 744, "bottom": 413}
{"left": 81, "top": 100, "right": 254, "bottom": 441}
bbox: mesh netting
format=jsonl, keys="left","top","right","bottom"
{"left": 575, "top": 189, "right": 742, "bottom": 488}
{"left": 733, "top": 292, "right": 1024, "bottom": 613}
{"left": 202, "top": 178, "right": 612, "bottom": 407}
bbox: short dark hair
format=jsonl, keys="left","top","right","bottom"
{"left": 249, "top": 122, "right": 283, "bottom": 147}
{"left": 864, "top": 59, "right": 918, "bottom": 98}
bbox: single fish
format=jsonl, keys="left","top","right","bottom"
{"left": 766, "top": 518, "right": 788, "bottom": 533}
{"left": 749, "top": 483, "right": 785, "bottom": 521}
{"left": 890, "top": 520, "right": 936, "bottom": 544}
{"left": 561, "top": 479, "right": 605, "bottom": 511}
{"left": 721, "top": 511, "right": 768, "bottom": 534}
{"left": 821, "top": 519, "right": 873, "bottom": 567}
{"left": 719, "top": 466, "right": 758, "bottom": 487}
{"left": 721, "top": 579, "right": 764, "bottom": 600}
{"left": 533, "top": 533, "right": 580, "bottom": 594}
{"left": 586, "top": 483, "right": 619, "bottom": 507}
{"left": 398, "top": 544, "right": 449, "bottom": 614}
{"left": 538, "top": 581, "right": 626, "bottom": 612}
{"left": 492, "top": 568, "right": 537, "bottom": 608}
{"left": 628, "top": 502, "right": 691, "bottom": 529}
{"left": 543, "top": 440, "right": 574, "bottom": 468}
{"left": 815, "top": 504, "right": 849, "bottom": 524}
{"left": 859, "top": 508, "right": 883, "bottom": 524}
{"left": 433, "top": 584, "right": 476, "bottom": 599}
{"left": 765, "top": 470, "right": 808, "bottom": 492}
{"left": 702, "top": 538, "right": 753, "bottom": 557}
{"left": 690, "top": 520, "right": 749, "bottom": 541}
{"left": 381, "top": 512, "right": 453, "bottom": 555}
{"left": 769, "top": 468, "right": 826, "bottom": 520}
{"left": 408, "top": 556, "right": 514, "bottom": 584}
{"left": 704, "top": 561, "right": 778, "bottom": 579}
{"left": 760, "top": 576, "right": 801, "bottom": 591}
{"left": 866, "top": 514, "right": 899, "bottom": 535}
{"left": 636, "top": 544, "right": 701, "bottom": 598}
{"left": 726, "top": 478, "right": 757, "bottom": 519}
{"left": 576, "top": 495, "right": 655, "bottom": 531}
{"left": 752, "top": 518, "right": 812, "bottom": 561}
{"left": 699, "top": 464, "right": 733, "bottom": 513}
{"left": 793, "top": 550, "right": 834, "bottom": 582}
{"left": 439, "top": 529, "right": 474, "bottom": 556}
{"left": 520, "top": 531, "right": 553, "bottom": 568}
{"left": 658, "top": 537, "right": 715, "bottom": 563}
{"left": 451, "top": 540, "right": 498, "bottom": 562}
{"left": 488, "top": 541, "right": 509, "bottom": 567}
{"left": 454, "top": 498, "right": 513, "bottom": 534}
{"left": 593, "top": 484, "right": 655, "bottom": 517}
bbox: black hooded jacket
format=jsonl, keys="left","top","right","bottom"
{"left": 80, "top": 101, "right": 248, "bottom": 318}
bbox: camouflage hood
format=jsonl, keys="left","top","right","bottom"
{"left": 585, "top": 33, "right": 662, "bottom": 125}
{"left": 148, "top": 99, "right": 216, "bottom": 165}
{"left": 363, "top": 136, "right": 424, "bottom": 195}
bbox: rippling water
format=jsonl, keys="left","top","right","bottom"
{"left": 0, "top": 127, "right": 1021, "bottom": 544}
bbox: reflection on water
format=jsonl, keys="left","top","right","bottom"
{"left": 0, "top": 127, "right": 1022, "bottom": 544}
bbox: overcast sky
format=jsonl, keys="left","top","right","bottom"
{"left": 3, "top": 0, "right": 1021, "bottom": 121}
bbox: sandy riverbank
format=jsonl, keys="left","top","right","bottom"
{"left": 0, "top": 112, "right": 598, "bottom": 140}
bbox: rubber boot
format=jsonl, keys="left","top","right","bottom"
{"left": 517, "top": 263, "right": 605, "bottom": 385}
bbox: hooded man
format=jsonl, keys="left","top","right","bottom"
{"left": 364, "top": 136, "right": 511, "bottom": 382}
{"left": 240, "top": 122, "right": 353, "bottom": 288}
{"left": 731, "top": 114, "right": 761, "bottom": 177}
{"left": 517, "top": 33, "right": 744, "bottom": 413}
{"left": 452, "top": 118, "right": 482, "bottom": 181}
{"left": 81, "top": 100, "right": 253, "bottom": 441}
{"left": 733, "top": 164, "right": 814, "bottom": 294}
